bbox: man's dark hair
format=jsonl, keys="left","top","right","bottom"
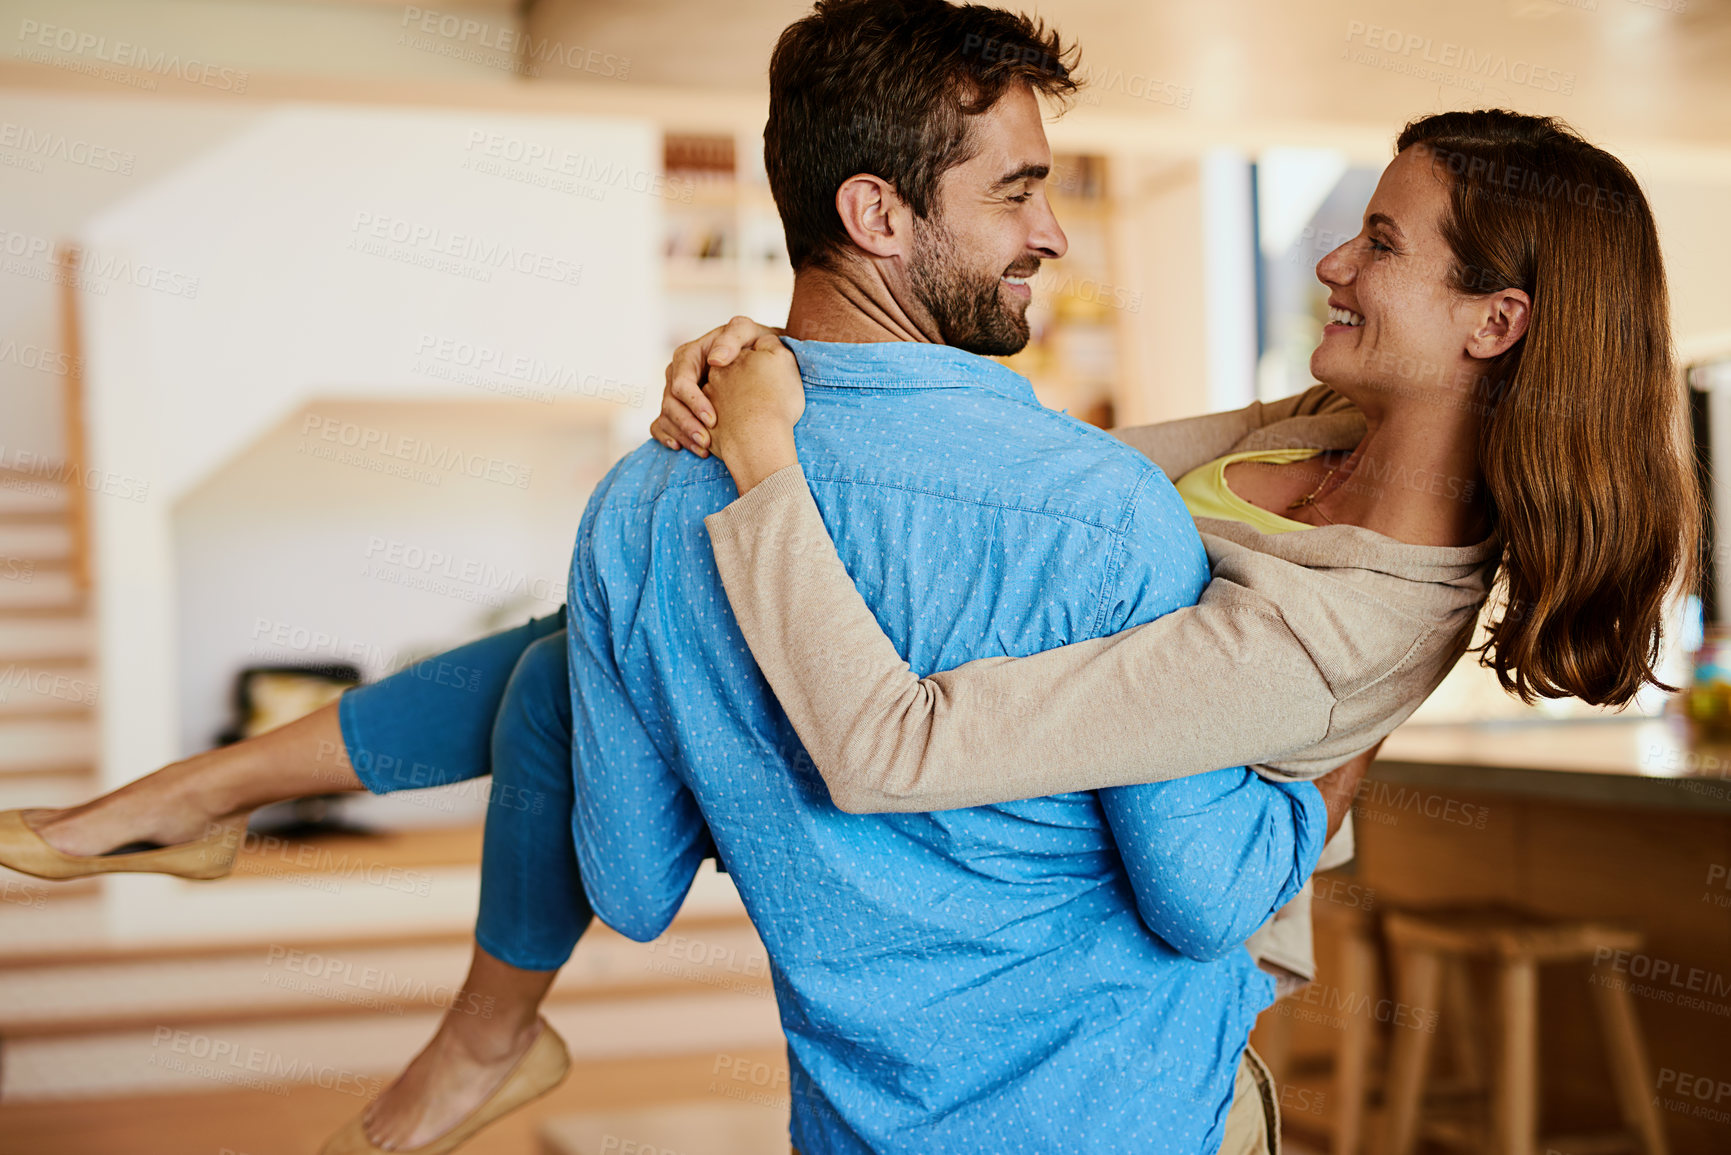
{"left": 764, "top": 0, "right": 1079, "bottom": 271}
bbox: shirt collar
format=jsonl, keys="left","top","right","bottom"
{"left": 781, "top": 338, "right": 1040, "bottom": 407}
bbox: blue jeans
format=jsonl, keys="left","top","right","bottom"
{"left": 338, "top": 609, "right": 591, "bottom": 971}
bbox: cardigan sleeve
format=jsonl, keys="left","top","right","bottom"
{"left": 704, "top": 464, "right": 1345, "bottom": 813}
{"left": 1111, "top": 386, "right": 1350, "bottom": 479}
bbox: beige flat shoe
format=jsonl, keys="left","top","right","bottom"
{"left": 321, "top": 1020, "right": 571, "bottom": 1155}
{"left": 0, "top": 808, "right": 241, "bottom": 881}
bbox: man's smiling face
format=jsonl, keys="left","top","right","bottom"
{"left": 906, "top": 84, "right": 1068, "bottom": 356}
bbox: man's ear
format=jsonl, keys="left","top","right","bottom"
{"left": 1465, "top": 287, "right": 1531, "bottom": 361}
{"left": 835, "top": 174, "right": 911, "bottom": 260}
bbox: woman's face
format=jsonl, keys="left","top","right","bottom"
{"left": 1309, "top": 146, "right": 1505, "bottom": 410}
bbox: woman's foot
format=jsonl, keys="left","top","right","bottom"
{"left": 30, "top": 700, "right": 362, "bottom": 860}
{"left": 362, "top": 1010, "right": 544, "bottom": 1150}
{"left": 30, "top": 756, "right": 237, "bottom": 858}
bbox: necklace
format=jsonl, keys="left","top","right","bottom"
{"left": 1288, "top": 459, "right": 1341, "bottom": 524}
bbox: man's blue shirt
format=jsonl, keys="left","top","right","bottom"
{"left": 568, "top": 339, "right": 1326, "bottom": 1153}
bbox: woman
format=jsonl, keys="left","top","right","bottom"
{"left": 0, "top": 110, "right": 1697, "bottom": 1153}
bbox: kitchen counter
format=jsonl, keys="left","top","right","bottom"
{"left": 1374, "top": 714, "right": 1731, "bottom": 814}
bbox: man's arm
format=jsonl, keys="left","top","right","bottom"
{"left": 569, "top": 515, "right": 710, "bottom": 943}
{"left": 1098, "top": 768, "right": 1327, "bottom": 962}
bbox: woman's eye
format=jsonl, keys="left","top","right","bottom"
{"left": 1368, "top": 237, "right": 1394, "bottom": 254}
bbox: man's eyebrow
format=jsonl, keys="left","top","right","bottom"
{"left": 1367, "top": 212, "right": 1405, "bottom": 240}
{"left": 990, "top": 163, "right": 1049, "bottom": 191}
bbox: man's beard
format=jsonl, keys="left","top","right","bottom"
{"left": 908, "top": 213, "right": 1035, "bottom": 357}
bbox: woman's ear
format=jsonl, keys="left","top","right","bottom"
{"left": 1467, "top": 287, "right": 1532, "bottom": 360}
{"left": 835, "top": 174, "right": 910, "bottom": 260}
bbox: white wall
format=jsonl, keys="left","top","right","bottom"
{"left": 77, "top": 104, "right": 663, "bottom": 806}
{"left": 173, "top": 400, "right": 613, "bottom": 812}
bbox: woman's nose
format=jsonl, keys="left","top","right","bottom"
{"left": 1316, "top": 241, "right": 1355, "bottom": 287}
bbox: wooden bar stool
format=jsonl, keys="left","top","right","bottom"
{"left": 1380, "top": 907, "right": 1670, "bottom": 1155}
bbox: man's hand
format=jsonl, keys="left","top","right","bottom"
{"left": 650, "top": 315, "right": 783, "bottom": 456}
{"left": 1313, "top": 740, "right": 1382, "bottom": 841}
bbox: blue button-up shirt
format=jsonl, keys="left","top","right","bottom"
{"left": 570, "top": 339, "right": 1326, "bottom": 1154}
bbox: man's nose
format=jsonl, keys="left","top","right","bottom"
{"left": 1029, "top": 197, "right": 1067, "bottom": 260}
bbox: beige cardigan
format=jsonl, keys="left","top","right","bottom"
{"left": 702, "top": 387, "right": 1499, "bottom": 983}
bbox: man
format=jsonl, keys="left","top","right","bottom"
{"left": 569, "top": 1, "right": 1328, "bottom": 1151}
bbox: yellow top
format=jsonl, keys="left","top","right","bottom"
{"left": 1173, "top": 447, "right": 1323, "bottom": 535}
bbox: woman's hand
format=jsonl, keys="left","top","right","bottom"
{"left": 651, "top": 315, "right": 783, "bottom": 457}
{"left": 703, "top": 334, "right": 805, "bottom": 495}
{"left": 1314, "top": 740, "right": 1381, "bottom": 840}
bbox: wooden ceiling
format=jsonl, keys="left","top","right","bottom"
{"left": 525, "top": 0, "right": 1731, "bottom": 153}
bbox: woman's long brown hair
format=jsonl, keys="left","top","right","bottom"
{"left": 1396, "top": 110, "right": 1700, "bottom": 707}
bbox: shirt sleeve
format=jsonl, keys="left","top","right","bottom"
{"left": 570, "top": 512, "right": 710, "bottom": 943}
{"left": 1098, "top": 768, "right": 1327, "bottom": 961}
{"left": 1091, "top": 485, "right": 1329, "bottom": 961}
{"left": 704, "top": 465, "right": 1339, "bottom": 814}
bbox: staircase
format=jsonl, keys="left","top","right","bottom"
{"left": 0, "top": 852, "right": 777, "bottom": 1102}
{"left": 0, "top": 466, "right": 98, "bottom": 819}
{"left": 1, "top": 246, "right": 99, "bottom": 818}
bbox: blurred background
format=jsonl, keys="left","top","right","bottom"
{"left": 0, "top": 1, "right": 1728, "bottom": 1152}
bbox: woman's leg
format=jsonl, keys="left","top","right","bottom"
{"left": 361, "top": 629, "right": 590, "bottom": 1148}
{"left": 34, "top": 611, "right": 567, "bottom": 858}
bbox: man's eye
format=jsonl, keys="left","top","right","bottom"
{"left": 1006, "top": 192, "right": 1034, "bottom": 204}
{"left": 1368, "top": 237, "right": 1394, "bottom": 254}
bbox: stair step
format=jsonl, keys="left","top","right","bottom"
{"left": 0, "top": 985, "right": 784, "bottom": 1102}
{"left": 0, "top": 611, "right": 92, "bottom": 659}
{"left": 0, "top": 464, "right": 68, "bottom": 489}
{"left": 0, "top": 660, "right": 98, "bottom": 715}
{"left": 0, "top": 917, "right": 767, "bottom": 1039}
{"left": 0, "top": 522, "right": 72, "bottom": 560}
{"left": 0, "top": 485, "right": 69, "bottom": 515}
{"left": 0, "top": 564, "right": 81, "bottom": 610}
{"left": 0, "top": 714, "right": 96, "bottom": 774}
